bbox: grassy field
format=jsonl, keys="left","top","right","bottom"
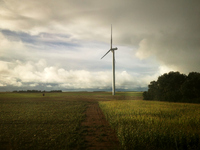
{"left": 0, "top": 91, "right": 139, "bottom": 149}
{"left": 0, "top": 92, "right": 88, "bottom": 150}
{"left": 99, "top": 100, "right": 200, "bottom": 150}
{"left": 1, "top": 92, "right": 199, "bottom": 150}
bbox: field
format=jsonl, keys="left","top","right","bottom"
{"left": 0, "top": 92, "right": 135, "bottom": 150}
{"left": 0, "top": 92, "right": 200, "bottom": 150}
{"left": 99, "top": 100, "right": 200, "bottom": 150}
{"left": 0, "top": 93, "right": 88, "bottom": 149}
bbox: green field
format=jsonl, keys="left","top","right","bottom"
{"left": 0, "top": 92, "right": 136, "bottom": 149}
{"left": 0, "top": 92, "right": 200, "bottom": 150}
{"left": 0, "top": 93, "right": 88, "bottom": 150}
{"left": 99, "top": 100, "right": 200, "bottom": 150}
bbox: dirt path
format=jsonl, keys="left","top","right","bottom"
{"left": 81, "top": 102, "right": 120, "bottom": 150}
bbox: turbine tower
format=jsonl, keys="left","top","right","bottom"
{"left": 101, "top": 25, "right": 118, "bottom": 95}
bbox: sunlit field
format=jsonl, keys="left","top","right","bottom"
{"left": 99, "top": 100, "right": 200, "bottom": 150}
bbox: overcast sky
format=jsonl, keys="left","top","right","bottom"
{"left": 0, "top": 0, "right": 200, "bottom": 91}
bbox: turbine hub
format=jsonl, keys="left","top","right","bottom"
{"left": 111, "top": 47, "right": 118, "bottom": 51}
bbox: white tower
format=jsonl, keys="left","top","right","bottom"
{"left": 101, "top": 25, "right": 118, "bottom": 95}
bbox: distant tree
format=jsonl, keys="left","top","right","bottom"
{"left": 50, "top": 90, "right": 62, "bottom": 92}
{"left": 143, "top": 71, "right": 193, "bottom": 102}
{"left": 19, "top": 90, "right": 26, "bottom": 93}
{"left": 143, "top": 81, "right": 158, "bottom": 100}
{"left": 156, "top": 71, "right": 186, "bottom": 101}
{"left": 181, "top": 72, "right": 200, "bottom": 101}
{"left": 143, "top": 91, "right": 150, "bottom": 100}
{"left": 27, "top": 90, "right": 41, "bottom": 93}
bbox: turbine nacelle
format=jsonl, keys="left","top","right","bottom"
{"left": 111, "top": 47, "right": 118, "bottom": 51}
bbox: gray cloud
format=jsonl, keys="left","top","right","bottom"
{"left": 0, "top": 0, "right": 200, "bottom": 91}
{"left": 1, "top": 29, "right": 78, "bottom": 48}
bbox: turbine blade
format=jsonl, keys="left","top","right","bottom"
{"left": 110, "top": 24, "right": 112, "bottom": 49}
{"left": 101, "top": 50, "right": 111, "bottom": 59}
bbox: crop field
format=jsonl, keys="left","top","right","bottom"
{"left": 0, "top": 92, "right": 139, "bottom": 150}
{"left": 0, "top": 92, "right": 199, "bottom": 150}
{"left": 0, "top": 93, "right": 88, "bottom": 150}
{"left": 99, "top": 100, "right": 200, "bottom": 150}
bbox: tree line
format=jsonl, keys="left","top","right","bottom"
{"left": 143, "top": 71, "right": 200, "bottom": 103}
{"left": 13, "top": 90, "right": 62, "bottom": 93}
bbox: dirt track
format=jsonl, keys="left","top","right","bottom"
{"left": 81, "top": 102, "right": 120, "bottom": 150}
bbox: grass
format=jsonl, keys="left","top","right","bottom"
{"left": 4, "top": 92, "right": 198, "bottom": 149}
{"left": 0, "top": 93, "right": 87, "bottom": 150}
{"left": 0, "top": 92, "right": 142, "bottom": 149}
{"left": 99, "top": 100, "right": 200, "bottom": 150}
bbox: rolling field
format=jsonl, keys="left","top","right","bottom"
{"left": 0, "top": 92, "right": 199, "bottom": 149}
{"left": 99, "top": 100, "right": 200, "bottom": 150}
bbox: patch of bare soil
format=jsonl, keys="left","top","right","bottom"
{"left": 81, "top": 103, "right": 120, "bottom": 150}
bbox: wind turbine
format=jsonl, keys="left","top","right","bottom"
{"left": 101, "top": 25, "right": 118, "bottom": 95}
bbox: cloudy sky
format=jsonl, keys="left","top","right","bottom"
{"left": 0, "top": 0, "right": 200, "bottom": 91}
